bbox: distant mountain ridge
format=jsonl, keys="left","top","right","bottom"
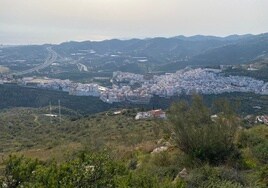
{"left": 172, "top": 34, "right": 253, "bottom": 41}
{"left": 190, "top": 33, "right": 268, "bottom": 66}
{"left": 1, "top": 33, "right": 268, "bottom": 73}
{"left": 55, "top": 33, "right": 268, "bottom": 69}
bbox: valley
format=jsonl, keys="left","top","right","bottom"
{"left": 0, "top": 34, "right": 268, "bottom": 187}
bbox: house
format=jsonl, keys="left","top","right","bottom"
{"left": 149, "top": 109, "right": 166, "bottom": 119}
{"left": 262, "top": 116, "right": 268, "bottom": 125}
{"left": 135, "top": 109, "right": 166, "bottom": 120}
{"left": 113, "top": 111, "right": 122, "bottom": 115}
{"left": 210, "top": 114, "right": 218, "bottom": 122}
{"left": 255, "top": 115, "right": 268, "bottom": 125}
{"left": 135, "top": 112, "right": 151, "bottom": 120}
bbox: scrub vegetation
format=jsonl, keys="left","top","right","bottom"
{"left": 0, "top": 96, "right": 267, "bottom": 187}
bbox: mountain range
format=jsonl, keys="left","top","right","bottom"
{"left": 1, "top": 33, "right": 268, "bottom": 74}
{"left": 55, "top": 33, "right": 268, "bottom": 70}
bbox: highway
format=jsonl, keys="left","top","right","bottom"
{"left": 14, "top": 46, "right": 58, "bottom": 76}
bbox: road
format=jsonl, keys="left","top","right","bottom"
{"left": 14, "top": 46, "right": 58, "bottom": 76}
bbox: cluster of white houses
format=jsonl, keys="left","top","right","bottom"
{"left": 103, "top": 68, "right": 268, "bottom": 103}
{"left": 1, "top": 68, "right": 268, "bottom": 104}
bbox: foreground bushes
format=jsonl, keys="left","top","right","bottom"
{"left": 238, "top": 125, "right": 268, "bottom": 164}
{"left": 1, "top": 97, "right": 267, "bottom": 187}
{"left": 0, "top": 152, "right": 184, "bottom": 188}
{"left": 169, "top": 96, "right": 240, "bottom": 165}
{"left": 2, "top": 152, "right": 126, "bottom": 188}
{"left": 253, "top": 141, "right": 268, "bottom": 164}
{"left": 187, "top": 165, "right": 245, "bottom": 188}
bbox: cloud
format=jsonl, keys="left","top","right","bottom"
{"left": 1, "top": 0, "right": 268, "bottom": 44}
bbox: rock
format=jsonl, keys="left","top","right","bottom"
{"left": 151, "top": 146, "right": 168, "bottom": 154}
{"left": 157, "top": 138, "right": 165, "bottom": 145}
{"left": 173, "top": 168, "right": 188, "bottom": 184}
{"left": 157, "top": 138, "right": 172, "bottom": 147}
{"left": 163, "top": 141, "right": 172, "bottom": 147}
{"left": 179, "top": 168, "right": 188, "bottom": 178}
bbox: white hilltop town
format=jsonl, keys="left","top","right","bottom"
{"left": 1, "top": 68, "right": 268, "bottom": 104}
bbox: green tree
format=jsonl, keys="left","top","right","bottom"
{"left": 169, "top": 95, "right": 240, "bottom": 164}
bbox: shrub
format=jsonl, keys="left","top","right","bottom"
{"left": 1, "top": 152, "right": 127, "bottom": 187}
{"left": 115, "top": 172, "right": 159, "bottom": 188}
{"left": 3, "top": 155, "right": 39, "bottom": 188}
{"left": 187, "top": 165, "right": 245, "bottom": 188}
{"left": 128, "top": 158, "right": 138, "bottom": 170}
{"left": 169, "top": 96, "right": 239, "bottom": 164}
{"left": 187, "top": 165, "right": 218, "bottom": 187}
{"left": 253, "top": 141, "right": 268, "bottom": 164}
{"left": 115, "top": 171, "right": 185, "bottom": 188}
{"left": 201, "top": 179, "right": 243, "bottom": 188}
{"left": 257, "top": 165, "right": 268, "bottom": 186}
{"left": 238, "top": 130, "right": 264, "bottom": 148}
{"left": 151, "top": 152, "right": 172, "bottom": 167}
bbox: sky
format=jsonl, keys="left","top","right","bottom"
{"left": 1, "top": 0, "right": 268, "bottom": 44}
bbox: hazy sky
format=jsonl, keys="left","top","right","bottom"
{"left": 1, "top": 0, "right": 268, "bottom": 44}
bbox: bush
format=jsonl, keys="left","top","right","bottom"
{"left": 201, "top": 179, "right": 243, "bottom": 188}
{"left": 151, "top": 152, "right": 172, "bottom": 167}
{"left": 187, "top": 165, "right": 218, "bottom": 187}
{"left": 1, "top": 152, "right": 127, "bottom": 187}
{"left": 169, "top": 96, "right": 239, "bottom": 164}
{"left": 115, "top": 171, "right": 185, "bottom": 188}
{"left": 187, "top": 165, "right": 245, "bottom": 188}
{"left": 238, "top": 130, "right": 264, "bottom": 148}
{"left": 3, "top": 155, "right": 39, "bottom": 188}
{"left": 257, "top": 165, "right": 268, "bottom": 186}
{"left": 238, "top": 125, "right": 268, "bottom": 165}
{"left": 115, "top": 172, "right": 159, "bottom": 188}
{"left": 253, "top": 141, "right": 268, "bottom": 164}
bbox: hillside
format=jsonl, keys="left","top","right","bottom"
{"left": 190, "top": 33, "right": 268, "bottom": 67}
{"left": 0, "top": 99, "right": 267, "bottom": 187}
{"left": 0, "top": 107, "right": 167, "bottom": 161}
{"left": 223, "top": 57, "right": 268, "bottom": 82}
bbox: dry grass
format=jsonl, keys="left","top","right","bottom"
{"left": 0, "top": 142, "right": 83, "bottom": 163}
